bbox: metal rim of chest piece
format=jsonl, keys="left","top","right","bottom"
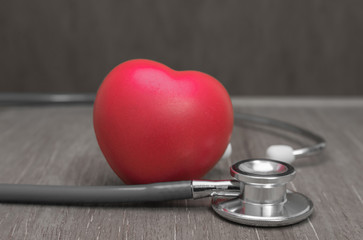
{"left": 211, "top": 159, "right": 314, "bottom": 227}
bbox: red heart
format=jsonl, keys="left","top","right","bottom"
{"left": 93, "top": 59, "right": 233, "bottom": 184}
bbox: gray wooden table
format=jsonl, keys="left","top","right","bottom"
{"left": 0, "top": 98, "right": 362, "bottom": 239}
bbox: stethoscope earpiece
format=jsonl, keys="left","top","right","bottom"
{"left": 211, "top": 159, "right": 313, "bottom": 227}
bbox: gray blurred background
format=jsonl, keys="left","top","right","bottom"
{"left": 0, "top": 0, "right": 362, "bottom": 96}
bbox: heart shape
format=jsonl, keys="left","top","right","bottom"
{"left": 93, "top": 59, "right": 233, "bottom": 184}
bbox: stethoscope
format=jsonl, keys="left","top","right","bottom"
{"left": 0, "top": 93, "right": 326, "bottom": 227}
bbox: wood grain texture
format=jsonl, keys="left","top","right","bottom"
{"left": 0, "top": 1, "right": 363, "bottom": 95}
{"left": 0, "top": 98, "right": 362, "bottom": 239}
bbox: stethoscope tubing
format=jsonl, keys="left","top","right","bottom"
{"left": 0, "top": 93, "right": 326, "bottom": 204}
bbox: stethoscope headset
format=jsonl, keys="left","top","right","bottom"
{"left": 0, "top": 93, "right": 326, "bottom": 227}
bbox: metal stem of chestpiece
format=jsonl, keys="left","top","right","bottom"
{"left": 191, "top": 180, "right": 240, "bottom": 199}
{"left": 192, "top": 159, "right": 314, "bottom": 227}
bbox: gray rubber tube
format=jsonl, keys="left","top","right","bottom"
{"left": 0, "top": 93, "right": 326, "bottom": 205}
{"left": 0, "top": 181, "right": 193, "bottom": 204}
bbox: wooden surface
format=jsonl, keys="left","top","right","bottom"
{"left": 0, "top": 98, "right": 362, "bottom": 239}
{"left": 1, "top": 1, "right": 363, "bottom": 95}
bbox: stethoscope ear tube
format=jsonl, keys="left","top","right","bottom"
{"left": 234, "top": 113, "right": 326, "bottom": 159}
{"left": 0, "top": 93, "right": 326, "bottom": 159}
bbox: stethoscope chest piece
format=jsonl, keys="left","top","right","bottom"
{"left": 211, "top": 159, "right": 313, "bottom": 227}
